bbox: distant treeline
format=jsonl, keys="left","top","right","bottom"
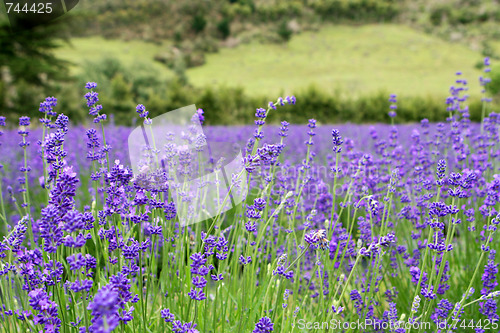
{"left": 70, "top": 0, "right": 400, "bottom": 41}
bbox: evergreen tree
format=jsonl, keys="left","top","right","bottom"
{"left": 0, "top": 16, "right": 71, "bottom": 120}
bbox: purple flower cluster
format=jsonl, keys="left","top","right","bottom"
{"left": 28, "top": 288, "right": 61, "bottom": 333}
{"left": 85, "top": 82, "right": 107, "bottom": 123}
{"left": 253, "top": 316, "right": 274, "bottom": 333}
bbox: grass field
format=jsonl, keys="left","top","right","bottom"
{"left": 188, "top": 24, "right": 485, "bottom": 97}
{"left": 55, "top": 24, "right": 485, "bottom": 98}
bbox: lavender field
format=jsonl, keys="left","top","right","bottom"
{"left": 0, "top": 61, "right": 499, "bottom": 333}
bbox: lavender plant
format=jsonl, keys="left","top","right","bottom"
{"left": 0, "top": 60, "right": 498, "bottom": 333}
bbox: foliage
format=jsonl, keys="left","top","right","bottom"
{"left": 216, "top": 17, "right": 231, "bottom": 40}
{"left": 191, "top": 14, "right": 207, "bottom": 34}
{"left": 276, "top": 20, "right": 293, "bottom": 42}
{"left": 486, "top": 64, "right": 500, "bottom": 97}
{"left": 1, "top": 49, "right": 490, "bottom": 126}
{"left": 309, "top": 0, "right": 399, "bottom": 22}
{"left": 185, "top": 24, "right": 484, "bottom": 97}
{"left": 0, "top": 20, "right": 71, "bottom": 120}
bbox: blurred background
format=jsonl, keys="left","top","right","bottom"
{"left": 1, "top": 0, "right": 499, "bottom": 125}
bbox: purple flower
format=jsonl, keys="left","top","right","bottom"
{"left": 87, "top": 285, "right": 120, "bottom": 332}
{"left": 196, "top": 108, "right": 205, "bottom": 124}
{"left": 172, "top": 320, "right": 199, "bottom": 333}
{"left": 84, "top": 83, "right": 107, "bottom": 122}
{"left": 39, "top": 205, "right": 63, "bottom": 253}
{"left": 190, "top": 253, "right": 207, "bottom": 269}
{"left": 192, "top": 276, "right": 207, "bottom": 288}
{"left": 164, "top": 202, "right": 176, "bottom": 220}
{"left": 257, "top": 144, "right": 284, "bottom": 165}
{"left": 253, "top": 316, "right": 274, "bottom": 333}
{"left": 5, "top": 217, "right": 28, "bottom": 252}
{"left": 187, "top": 288, "right": 206, "bottom": 301}
{"left": 85, "top": 82, "right": 97, "bottom": 89}
{"left": 109, "top": 272, "right": 134, "bottom": 309}
{"left": 244, "top": 154, "right": 261, "bottom": 173}
{"left": 331, "top": 129, "right": 343, "bottom": 153}
{"left": 123, "top": 240, "right": 140, "bottom": 260}
{"left": 272, "top": 265, "right": 294, "bottom": 280}
{"left": 308, "top": 119, "right": 316, "bottom": 130}
{"left": 388, "top": 94, "right": 397, "bottom": 117}
{"left": 136, "top": 104, "right": 149, "bottom": 118}
{"left": 66, "top": 253, "right": 86, "bottom": 271}
{"left": 28, "top": 288, "right": 61, "bottom": 333}
{"left": 480, "top": 250, "right": 498, "bottom": 317}
{"left": 84, "top": 91, "right": 99, "bottom": 108}
{"left": 350, "top": 289, "right": 364, "bottom": 310}
{"left": 239, "top": 255, "right": 252, "bottom": 265}
{"left": 39, "top": 96, "right": 58, "bottom": 117}
{"left": 89, "top": 104, "right": 103, "bottom": 116}
{"left": 304, "top": 232, "right": 317, "bottom": 246}
{"left": 211, "top": 273, "right": 223, "bottom": 281}
{"left": 68, "top": 279, "right": 93, "bottom": 293}
{"left": 431, "top": 299, "right": 454, "bottom": 322}
{"left": 421, "top": 285, "right": 436, "bottom": 299}
{"left": 63, "top": 210, "right": 84, "bottom": 233}
{"left": 19, "top": 116, "right": 30, "bottom": 126}
{"left": 285, "top": 95, "right": 296, "bottom": 104}
{"left": 436, "top": 159, "right": 446, "bottom": 181}
{"left": 479, "top": 298, "right": 499, "bottom": 322}
{"left": 161, "top": 308, "right": 175, "bottom": 323}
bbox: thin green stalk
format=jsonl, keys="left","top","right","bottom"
{"left": 337, "top": 254, "right": 362, "bottom": 305}
{"left": 21, "top": 134, "right": 33, "bottom": 247}
{"left": 0, "top": 177, "right": 8, "bottom": 230}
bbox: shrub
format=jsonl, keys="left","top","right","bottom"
{"left": 429, "top": 6, "right": 451, "bottom": 26}
{"left": 191, "top": 14, "right": 207, "bottom": 33}
{"left": 277, "top": 20, "right": 293, "bottom": 42}
{"left": 217, "top": 17, "right": 232, "bottom": 39}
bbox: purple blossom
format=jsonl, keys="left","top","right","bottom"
{"left": 136, "top": 104, "right": 149, "bottom": 118}
{"left": 161, "top": 308, "right": 175, "bottom": 323}
{"left": 253, "top": 316, "right": 274, "bottom": 333}
{"left": 87, "top": 285, "right": 120, "bottom": 332}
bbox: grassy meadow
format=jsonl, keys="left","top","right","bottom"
{"left": 55, "top": 37, "right": 175, "bottom": 81}
{"left": 56, "top": 24, "right": 486, "bottom": 98}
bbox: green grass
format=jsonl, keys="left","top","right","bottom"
{"left": 187, "top": 24, "right": 485, "bottom": 97}
{"left": 54, "top": 24, "right": 486, "bottom": 98}
{"left": 55, "top": 36, "right": 174, "bottom": 80}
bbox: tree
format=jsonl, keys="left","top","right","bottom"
{"left": 0, "top": 18, "right": 71, "bottom": 120}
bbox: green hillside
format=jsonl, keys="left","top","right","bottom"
{"left": 188, "top": 24, "right": 485, "bottom": 97}
{"left": 56, "top": 24, "right": 485, "bottom": 97}
{"left": 55, "top": 37, "right": 174, "bottom": 80}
